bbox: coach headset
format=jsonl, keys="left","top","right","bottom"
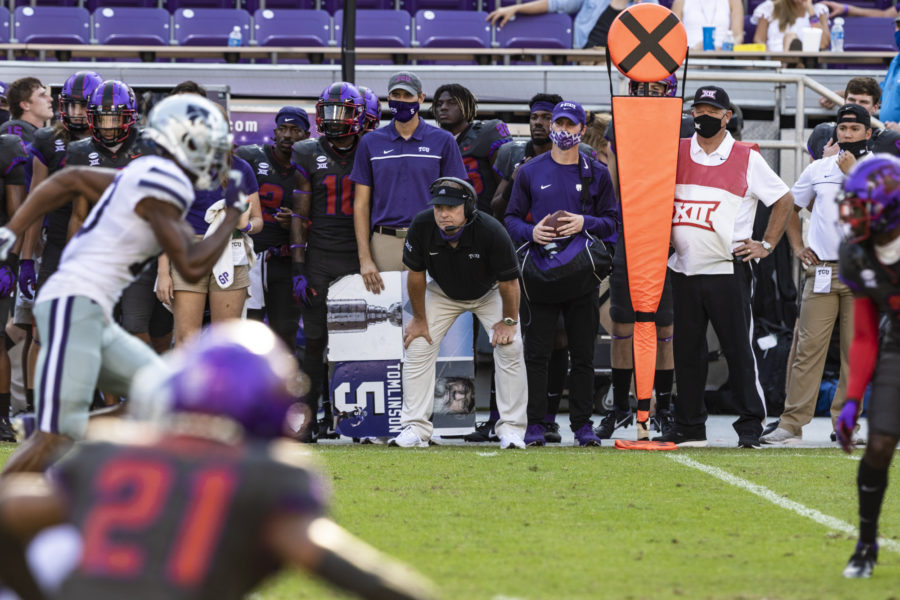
{"left": 429, "top": 176, "right": 477, "bottom": 233}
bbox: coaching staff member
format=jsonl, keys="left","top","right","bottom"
{"left": 391, "top": 177, "right": 527, "bottom": 449}
{"left": 657, "top": 86, "right": 793, "bottom": 449}
{"left": 351, "top": 71, "right": 466, "bottom": 294}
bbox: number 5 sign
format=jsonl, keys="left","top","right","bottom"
{"left": 331, "top": 360, "right": 404, "bottom": 438}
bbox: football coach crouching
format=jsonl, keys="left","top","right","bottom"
{"left": 389, "top": 177, "right": 527, "bottom": 450}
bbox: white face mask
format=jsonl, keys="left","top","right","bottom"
{"left": 875, "top": 233, "right": 900, "bottom": 264}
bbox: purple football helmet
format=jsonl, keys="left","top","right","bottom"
{"left": 158, "top": 320, "right": 301, "bottom": 440}
{"left": 840, "top": 155, "right": 900, "bottom": 243}
{"left": 87, "top": 80, "right": 137, "bottom": 147}
{"left": 59, "top": 71, "right": 103, "bottom": 133}
{"left": 628, "top": 73, "right": 678, "bottom": 97}
{"left": 358, "top": 85, "right": 381, "bottom": 132}
{"left": 316, "top": 81, "right": 364, "bottom": 139}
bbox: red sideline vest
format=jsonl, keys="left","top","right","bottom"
{"left": 669, "top": 138, "right": 751, "bottom": 276}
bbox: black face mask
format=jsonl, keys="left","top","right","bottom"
{"left": 694, "top": 114, "right": 724, "bottom": 139}
{"left": 838, "top": 139, "right": 869, "bottom": 158}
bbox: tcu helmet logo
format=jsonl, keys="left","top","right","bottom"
{"left": 672, "top": 200, "right": 720, "bottom": 231}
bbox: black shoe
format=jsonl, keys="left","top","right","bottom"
{"left": 0, "top": 418, "right": 15, "bottom": 443}
{"left": 543, "top": 422, "right": 562, "bottom": 443}
{"left": 653, "top": 429, "right": 707, "bottom": 447}
{"left": 843, "top": 541, "right": 878, "bottom": 578}
{"left": 317, "top": 418, "right": 340, "bottom": 440}
{"left": 763, "top": 420, "right": 781, "bottom": 437}
{"left": 594, "top": 409, "right": 633, "bottom": 439}
{"left": 464, "top": 421, "right": 499, "bottom": 443}
{"left": 652, "top": 408, "right": 674, "bottom": 436}
{"left": 737, "top": 435, "right": 761, "bottom": 449}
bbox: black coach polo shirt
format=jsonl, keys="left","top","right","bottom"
{"left": 402, "top": 209, "right": 520, "bottom": 301}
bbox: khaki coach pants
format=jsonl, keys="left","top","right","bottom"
{"left": 779, "top": 264, "right": 853, "bottom": 435}
{"left": 371, "top": 232, "right": 407, "bottom": 272}
{"left": 402, "top": 281, "right": 527, "bottom": 441}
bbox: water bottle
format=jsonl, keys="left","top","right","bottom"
{"left": 722, "top": 30, "right": 734, "bottom": 51}
{"left": 831, "top": 18, "right": 844, "bottom": 52}
{"left": 228, "top": 25, "right": 242, "bottom": 47}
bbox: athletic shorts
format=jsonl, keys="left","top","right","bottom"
{"left": 172, "top": 264, "right": 250, "bottom": 293}
{"left": 608, "top": 234, "right": 674, "bottom": 327}
{"left": 33, "top": 295, "right": 161, "bottom": 439}
{"left": 866, "top": 351, "right": 900, "bottom": 438}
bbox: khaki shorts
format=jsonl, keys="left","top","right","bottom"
{"left": 172, "top": 264, "right": 250, "bottom": 293}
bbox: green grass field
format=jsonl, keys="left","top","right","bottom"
{"left": 4, "top": 444, "right": 898, "bottom": 600}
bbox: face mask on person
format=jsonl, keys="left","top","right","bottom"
{"left": 838, "top": 139, "right": 868, "bottom": 158}
{"left": 549, "top": 129, "right": 582, "bottom": 150}
{"left": 694, "top": 114, "right": 725, "bottom": 138}
{"left": 388, "top": 99, "right": 419, "bottom": 123}
{"left": 439, "top": 225, "right": 466, "bottom": 242}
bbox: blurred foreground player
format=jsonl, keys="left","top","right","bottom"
{"left": 835, "top": 155, "right": 900, "bottom": 578}
{"left": 0, "top": 320, "right": 439, "bottom": 600}
{"left": 0, "top": 95, "right": 245, "bottom": 476}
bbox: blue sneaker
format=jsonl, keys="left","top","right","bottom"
{"left": 574, "top": 423, "right": 603, "bottom": 447}
{"left": 524, "top": 424, "right": 546, "bottom": 447}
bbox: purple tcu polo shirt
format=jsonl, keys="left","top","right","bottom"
{"left": 349, "top": 118, "right": 465, "bottom": 229}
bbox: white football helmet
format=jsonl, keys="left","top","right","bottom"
{"left": 143, "top": 95, "right": 232, "bottom": 190}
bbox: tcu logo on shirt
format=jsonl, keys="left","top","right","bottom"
{"left": 672, "top": 200, "right": 720, "bottom": 231}
{"left": 418, "top": 147, "right": 430, "bottom": 153}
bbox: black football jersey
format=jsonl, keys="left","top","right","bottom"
{"left": 840, "top": 241, "right": 900, "bottom": 349}
{"left": 66, "top": 129, "right": 145, "bottom": 170}
{"left": 1, "top": 119, "right": 37, "bottom": 145}
{"left": 33, "top": 127, "right": 82, "bottom": 248}
{"left": 0, "top": 134, "right": 26, "bottom": 225}
{"left": 291, "top": 137, "right": 358, "bottom": 253}
{"left": 457, "top": 119, "right": 512, "bottom": 213}
{"left": 493, "top": 140, "right": 598, "bottom": 181}
{"left": 52, "top": 436, "right": 327, "bottom": 600}
{"left": 236, "top": 144, "right": 296, "bottom": 252}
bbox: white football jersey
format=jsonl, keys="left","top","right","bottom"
{"left": 38, "top": 155, "right": 193, "bottom": 319}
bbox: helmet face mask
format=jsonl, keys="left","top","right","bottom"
{"left": 628, "top": 74, "right": 677, "bottom": 98}
{"left": 315, "top": 82, "right": 364, "bottom": 139}
{"left": 87, "top": 80, "right": 137, "bottom": 147}
{"left": 840, "top": 156, "right": 900, "bottom": 243}
{"left": 143, "top": 95, "right": 232, "bottom": 190}
{"left": 59, "top": 71, "right": 103, "bottom": 133}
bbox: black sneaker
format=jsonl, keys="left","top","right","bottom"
{"left": 464, "top": 421, "right": 499, "bottom": 443}
{"left": 317, "top": 418, "right": 340, "bottom": 440}
{"left": 594, "top": 409, "right": 633, "bottom": 439}
{"left": 0, "top": 417, "right": 15, "bottom": 443}
{"left": 737, "top": 436, "right": 761, "bottom": 449}
{"left": 763, "top": 419, "right": 781, "bottom": 437}
{"left": 652, "top": 409, "right": 674, "bottom": 436}
{"left": 653, "top": 429, "right": 707, "bottom": 447}
{"left": 543, "top": 422, "right": 562, "bottom": 443}
{"left": 843, "top": 541, "right": 878, "bottom": 578}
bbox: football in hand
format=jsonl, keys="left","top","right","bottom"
{"left": 543, "top": 210, "right": 567, "bottom": 235}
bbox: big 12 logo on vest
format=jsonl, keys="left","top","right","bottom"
{"left": 672, "top": 199, "right": 720, "bottom": 232}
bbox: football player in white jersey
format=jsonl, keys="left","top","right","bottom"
{"left": 0, "top": 94, "right": 248, "bottom": 475}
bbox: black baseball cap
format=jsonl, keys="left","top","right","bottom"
{"left": 692, "top": 86, "right": 731, "bottom": 111}
{"left": 836, "top": 103, "right": 871, "bottom": 128}
{"left": 428, "top": 177, "right": 474, "bottom": 206}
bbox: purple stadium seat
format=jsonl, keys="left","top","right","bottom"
{"left": 404, "top": 0, "right": 477, "bottom": 10}
{"left": 495, "top": 13, "right": 572, "bottom": 49}
{"left": 843, "top": 17, "right": 897, "bottom": 51}
{"left": 324, "top": 0, "right": 394, "bottom": 12}
{"left": 0, "top": 8, "right": 9, "bottom": 44}
{"left": 173, "top": 7, "right": 250, "bottom": 45}
{"left": 334, "top": 9, "right": 410, "bottom": 47}
{"left": 253, "top": 9, "right": 330, "bottom": 46}
{"left": 243, "top": 0, "right": 313, "bottom": 15}
{"left": 415, "top": 9, "right": 489, "bottom": 48}
{"left": 94, "top": 7, "right": 170, "bottom": 45}
{"left": 13, "top": 6, "right": 90, "bottom": 43}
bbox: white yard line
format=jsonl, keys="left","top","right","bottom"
{"left": 668, "top": 454, "right": 900, "bottom": 554}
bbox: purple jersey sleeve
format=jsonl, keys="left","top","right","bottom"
{"left": 504, "top": 163, "right": 534, "bottom": 244}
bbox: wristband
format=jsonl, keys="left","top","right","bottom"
{"left": 292, "top": 189, "right": 311, "bottom": 195}
{"left": 843, "top": 4, "right": 849, "bottom": 15}
{"left": 290, "top": 243, "right": 307, "bottom": 250}
{"left": 292, "top": 213, "right": 310, "bottom": 222}
{"left": 239, "top": 223, "right": 252, "bottom": 233}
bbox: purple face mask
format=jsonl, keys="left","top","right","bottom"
{"left": 439, "top": 224, "right": 466, "bottom": 242}
{"left": 549, "top": 129, "right": 582, "bottom": 150}
{"left": 388, "top": 99, "right": 419, "bottom": 123}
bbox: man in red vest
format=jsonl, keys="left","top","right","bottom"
{"left": 656, "top": 86, "right": 794, "bottom": 449}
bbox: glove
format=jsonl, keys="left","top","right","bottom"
{"left": 224, "top": 169, "right": 248, "bottom": 213}
{"left": 18, "top": 259, "right": 35, "bottom": 300}
{"left": 292, "top": 263, "right": 317, "bottom": 307}
{"left": 836, "top": 399, "right": 860, "bottom": 454}
{"left": 0, "top": 265, "right": 16, "bottom": 298}
{"left": 0, "top": 227, "right": 16, "bottom": 262}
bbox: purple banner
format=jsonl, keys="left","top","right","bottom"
{"left": 332, "top": 360, "right": 403, "bottom": 438}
